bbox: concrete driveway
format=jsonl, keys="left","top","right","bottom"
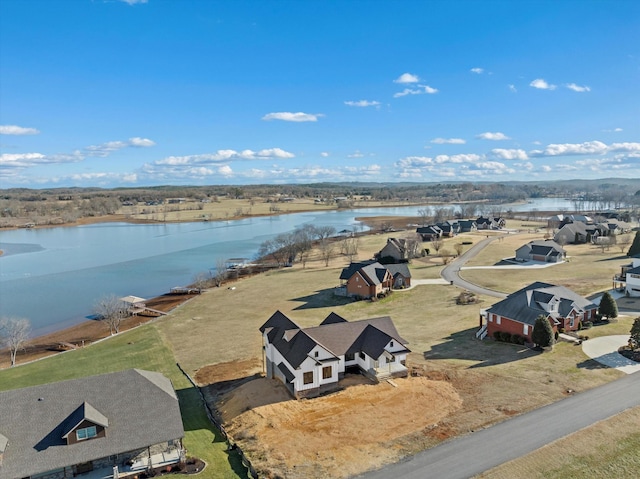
{"left": 582, "top": 335, "right": 640, "bottom": 374}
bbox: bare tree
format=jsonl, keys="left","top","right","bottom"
{"left": 440, "top": 248, "right": 453, "bottom": 265}
{"left": 93, "top": 294, "right": 128, "bottom": 335}
{"left": 453, "top": 243, "right": 463, "bottom": 257}
{"left": 617, "top": 234, "right": 631, "bottom": 254}
{"left": 319, "top": 241, "right": 335, "bottom": 266}
{"left": 192, "top": 271, "right": 211, "bottom": 293}
{"left": 0, "top": 317, "right": 31, "bottom": 367}
{"left": 342, "top": 237, "right": 359, "bottom": 262}
{"left": 417, "top": 208, "right": 431, "bottom": 226}
{"left": 313, "top": 225, "right": 336, "bottom": 243}
{"left": 403, "top": 233, "right": 423, "bottom": 259}
{"left": 430, "top": 237, "right": 443, "bottom": 254}
{"left": 214, "top": 258, "right": 228, "bottom": 287}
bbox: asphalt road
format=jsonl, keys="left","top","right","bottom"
{"left": 357, "top": 373, "right": 640, "bottom": 479}
{"left": 440, "top": 235, "right": 507, "bottom": 299}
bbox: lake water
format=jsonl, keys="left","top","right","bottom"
{"left": 0, "top": 198, "right": 574, "bottom": 336}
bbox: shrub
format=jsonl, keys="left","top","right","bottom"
{"left": 511, "top": 334, "right": 522, "bottom": 344}
{"left": 493, "top": 331, "right": 502, "bottom": 341}
{"left": 582, "top": 321, "right": 593, "bottom": 329}
{"left": 500, "top": 332, "right": 512, "bottom": 343}
{"left": 558, "top": 327, "right": 565, "bottom": 334}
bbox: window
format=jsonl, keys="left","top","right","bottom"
{"left": 359, "top": 352, "right": 365, "bottom": 360}
{"left": 390, "top": 341, "right": 394, "bottom": 347}
{"left": 345, "top": 353, "right": 355, "bottom": 361}
{"left": 496, "top": 316, "right": 501, "bottom": 325}
{"left": 76, "top": 426, "right": 97, "bottom": 441}
{"left": 314, "top": 351, "right": 319, "bottom": 358}
{"left": 303, "top": 371, "right": 313, "bottom": 385}
{"left": 322, "top": 366, "right": 332, "bottom": 379}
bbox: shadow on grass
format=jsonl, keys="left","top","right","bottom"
{"left": 596, "top": 254, "right": 628, "bottom": 262}
{"left": 576, "top": 358, "right": 612, "bottom": 370}
{"left": 177, "top": 386, "right": 250, "bottom": 478}
{"left": 423, "top": 327, "right": 539, "bottom": 368}
{"left": 292, "top": 287, "right": 354, "bottom": 310}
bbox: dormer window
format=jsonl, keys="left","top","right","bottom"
{"left": 76, "top": 426, "right": 97, "bottom": 441}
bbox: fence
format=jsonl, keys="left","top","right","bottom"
{"left": 176, "top": 363, "right": 258, "bottom": 478}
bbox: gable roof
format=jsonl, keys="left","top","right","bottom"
{"left": 487, "top": 282, "right": 598, "bottom": 327}
{"left": 517, "top": 240, "right": 566, "bottom": 257}
{"left": 339, "top": 260, "right": 376, "bottom": 280}
{"left": 61, "top": 402, "right": 109, "bottom": 440}
{"left": 385, "top": 263, "right": 411, "bottom": 278}
{"left": 359, "top": 262, "right": 390, "bottom": 286}
{"left": 320, "top": 312, "right": 348, "bottom": 325}
{"left": 263, "top": 312, "right": 410, "bottom": 369}
{"left": 303, "top": 315, "right": 408, "bottom": 358}
{"left": 0, "top": 369, "right": 184, "bottom": 479}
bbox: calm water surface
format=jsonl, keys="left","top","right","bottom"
{"left": 0, "top": 199, "right": 573, "bottom": 336}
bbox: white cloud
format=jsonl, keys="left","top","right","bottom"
{"left": 85, "top": 137, "right": 155, "bottom": 157}
{"left": 531, "top": 141, "right": 608, "bottom": 156}
{"left": 320, "top": 152, "right": 329, "bottom": 157}
{"left": 129, "top": 137, "right": 156, "bottom": 147}
{"left": 393, "top": 85, "right": 438, "bottom": 98}
{"left": 0, "top": 125, "right": 40, "bottom": 135}
{"left": 431, "top": 138, "right": 466, "bottom": 145}
{"left": 529, "top": 78, "right": 556, "bottom": 90}
{"left": 476, "top": 132, "right": 511, "bottom": 141}
{"left": 566, "top": 83, "right": 591, "bottom": 92}
{"left": 262, "top": 112, "right": 322, "bottom": 122}
{"left": 541, "top": 165, "right": 552, "bottom": 172}
{"left": 492, "top": 148, "right": 528, "bottom": 160}
{"left": 218, "top": 165, "right": 233, "bottom": 176}
{"left": 119, "top": 0, "right": 148, "bottom": 5}
{"left": 470, "top": 68, "right": 484, "bottom": 74}
{"left": 508, "top": 84, "right": 517, "bottom": 93}
{"left": 0, "top": 152, "right": 47, "bottom": 167}
{"left": 394, "top": 73, "right": 420, "bottom": 84}
{"left": 434, "top": 154, "right": 483, "bottom": 164}
{"left": 155, "top": 148, "right": 295, "bottom": 166}
{"left": 344, "top": 100, "right": 380, "bottom": 107}
{"left": 615, "top": 128, "right": 623, "bottom": 132}
{"left": 609, "top": 142, "right": 640, "bottom": 153}
{"left": 347, "top": 150, "right": 364, "bottom": 158}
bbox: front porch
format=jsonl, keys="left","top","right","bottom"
{"left": 73, "top": 449, "right": 185, "bottom": 479}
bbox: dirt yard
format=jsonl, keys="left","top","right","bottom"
{"left": 211, "top": 373, "right": 462, "bottom": 479}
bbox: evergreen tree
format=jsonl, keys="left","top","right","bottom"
{"left": 630, "top": 317, "right": 640, "bottom": 350}
{"left": 532, "top": 314, "right": 554, "bottom": 348}
{"left": 627, "top": 231, "right": 640, "bottom": 257}
{"left": 598, "top": 292, "right": 618, "bottom": 320}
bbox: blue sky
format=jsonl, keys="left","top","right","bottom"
{"left": 1, "top": 0, "right": 639, "bottom": 188}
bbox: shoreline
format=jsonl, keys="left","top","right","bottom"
{"left": 0, "top": 291, "right": 199, "bottom": 369}
{"left": 0, "top": 200, "right": 549, "bottom": 369}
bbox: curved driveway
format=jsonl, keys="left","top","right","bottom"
{"left": 440, "top": 235, "right": 507, "bottom": 299}
{"left": 357, "top": 233, "right": 640, "bottom": 479}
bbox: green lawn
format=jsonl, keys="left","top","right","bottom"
{"left": 0, "top": 325, "right": 248, "bottom": 479}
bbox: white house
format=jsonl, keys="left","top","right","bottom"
{"left": 260, "top": 311, "right": 410, "bottom": 398}
{"left": 615, "top": 254, "right": 640, "bottom": 297}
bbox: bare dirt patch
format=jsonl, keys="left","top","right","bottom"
{"left": 216, "top": 375, "right": 462, "bottom": 479}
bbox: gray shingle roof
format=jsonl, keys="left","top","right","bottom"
{"left": 385, "top": 263, "right": 411, "bottom": 279}
{"left": 0, "top": 369, "right": 184, "bottom": 479}
{"left": 303, "top": 316, "right": 408, "bottom": 357}
{"left": 60, "top": 402, "right": 109, "bottom": 440}
{"left": 487, "top": 282, "right": 598, "bottom": 327}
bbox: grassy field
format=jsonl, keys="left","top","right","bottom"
{"left": 118, "top": 197, "right": 428, "bottom": 223}
{"left": 0, "top": 326, "right": 248, "bottom": 479}
{"left": 1, "top": 224, "right": 637, "bottom": 478}
{"left": 460, "top": 232, "right": 633, "bottom": 296}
